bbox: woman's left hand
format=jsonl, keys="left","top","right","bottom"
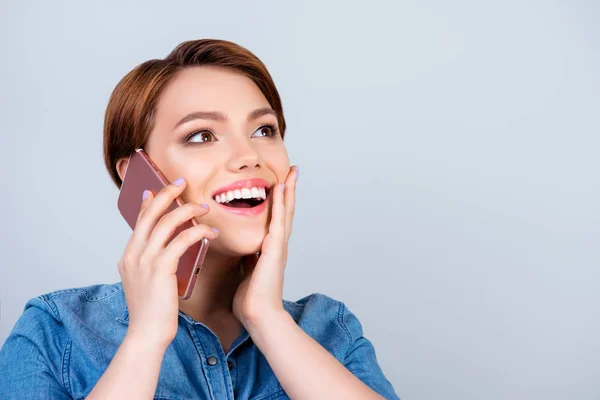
{"left": 233, "top": 165, "right": 299, "bottom": 332}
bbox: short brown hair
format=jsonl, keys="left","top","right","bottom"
{"left": 103, "top": 39, "right": 286, "bottom": 189}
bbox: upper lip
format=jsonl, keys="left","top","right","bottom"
{"left": 211, "top": 178, "right": 272, "bottom": 199}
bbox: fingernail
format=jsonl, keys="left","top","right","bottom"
{"left": 201, "top": 204, "right": 209, "bottom": 208}
{"left": 212, "top": 227, "right": 220, "bottom": 233}
{"left": 174, "top": 177, "right": 185, "bottom": 186}
{"left": 281, "top": 183, "right": 285, "bottom": 191}
{"left": 142, "top": 190, "right": 149, "bottom": 200}
{"left": 296, "top": 167, "right": 299, "bottom": 180}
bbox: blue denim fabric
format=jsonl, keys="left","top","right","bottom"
{"left": 0, "top": 282, "right": 400, "bottom": 399}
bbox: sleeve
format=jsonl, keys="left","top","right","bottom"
{"left": 0, "top": 296, "right": 72, "bottom": 400}
{"left": 340, "top": 302, "right": 401, "bottom": 400}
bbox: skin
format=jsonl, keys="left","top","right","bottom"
{"left": 110, "top": 66, "right": 384, "bottom": 399}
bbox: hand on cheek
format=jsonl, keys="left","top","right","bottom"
{"left": 232, "top": 166, "right": 299, "bottom": 332}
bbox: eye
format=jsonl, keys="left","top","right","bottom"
{"left": 251, "top": 124, "right": 279, "bottom": 138}
{"left": 185, "top": 130, "right": 217, "bottom": 144}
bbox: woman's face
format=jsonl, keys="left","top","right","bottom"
{"left": 132, "top": 66, "right": 290, "bottom": 256}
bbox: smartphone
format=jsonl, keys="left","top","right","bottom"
{"left": 117, "top": 148, "right": 209, "bottom": 300}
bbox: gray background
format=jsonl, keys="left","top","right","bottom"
{"left": 0, "top": 1, "right": 598, "bottom": 399}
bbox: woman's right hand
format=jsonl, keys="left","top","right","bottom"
{"left": 117, "top": 177, "right": 219, "bottom": 349}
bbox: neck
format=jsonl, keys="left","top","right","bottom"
{"left": 178, "top": 250, "right": 244, "bottom": 322}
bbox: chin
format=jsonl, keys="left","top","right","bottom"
{"left": 210, "top": 225, "right": 267, "bottom": 256}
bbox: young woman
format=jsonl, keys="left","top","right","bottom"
{"left": 0, "top": 39, "right": 400, "bottom": 400}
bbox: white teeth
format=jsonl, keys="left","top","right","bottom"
{"left": 215, "top": 186, "right": 269, "bottom": 204}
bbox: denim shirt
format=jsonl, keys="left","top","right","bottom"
{"left": 0, "top": 282, "right": 400, "bottom": 400}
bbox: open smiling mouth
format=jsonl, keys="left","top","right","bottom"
{"left": 212, "top": 186, "right": 270, "bottom": 208}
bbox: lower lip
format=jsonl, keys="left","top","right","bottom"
{"left": 215, "top": 194, "right": 270, "bottom": 216}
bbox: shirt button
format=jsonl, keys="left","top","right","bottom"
{"left": 227, "top": 360, "right": 234, "bottom": 370}
{"left": 207, "top": 356, "right": 218, "bottom": 366}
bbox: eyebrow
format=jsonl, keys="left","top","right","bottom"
{"left": 174, "top": 107, "right": 277, "bottom": 129}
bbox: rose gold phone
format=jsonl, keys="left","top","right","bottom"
{"left": 117, "top": 148, "right": 209, "bottom": 300}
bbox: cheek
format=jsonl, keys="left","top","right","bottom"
{"left": 180, "top": 160, "right": 219, "bottom": 202}
{"left": 265, "top": 146, "right": 290, "bottom": 182}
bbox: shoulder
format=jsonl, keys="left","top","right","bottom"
{"left": 283, "top": 292, "right": 343, "bottom": 321}
{"left": 0, "top": 283, "right": 120, "bottom": 374}
{"left": 36, "top": 281, "right": 123, "bottom": 304}
{"left": 22, "top": 281, "right": 124, "bottom": 325}
{"left": 0, "top": 284, "right": 125, "bottom": 398}
{"left": 5, "top": 282, "right": 127, "bottom": 364}
{"left": 282, "top": 293, "right": 365, "bottom": 356}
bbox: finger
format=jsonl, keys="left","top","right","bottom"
{"left": 155, "top": 224, "right": 220, "bottom": 275}
{"left": 259, "top": 183, "right": 285, "bottom": 261}
{"left": 132, "top": 178, "right": 187, "bottom": 242}
{"left": 124, "top": 188, "right": 155, "bottom": 260}
{"left": 269, "top": 182, "right": 286, "bottom": 241}
{"left": 144, "top": 202, "right": 211, "bottom": 260}
{"left": 284, "top": 166, "right": 298, "bottom": 241}
{"left": 127, "top": 178, "right": 188, "bottom": 259}
{"left": 138, "top": 188, "right": 155, "bottom": 218}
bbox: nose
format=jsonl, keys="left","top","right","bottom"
{"left": 226, "top": 137, "right": 263, "bottom": 172}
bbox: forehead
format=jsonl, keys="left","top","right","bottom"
{"left": 156, "top": 66, "right": 271, "bottom": 121}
